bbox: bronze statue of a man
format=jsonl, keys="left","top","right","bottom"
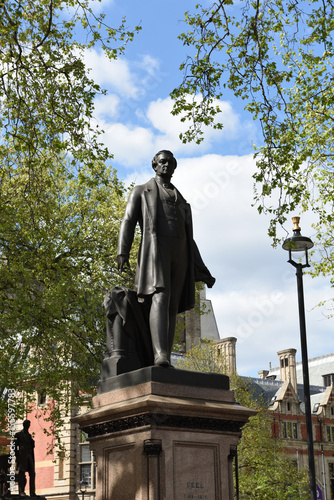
{"left": 14, "top": 420, "right": 36, "bottom": 497}
{"left": 117, "top": 150, "right": 215, "bottom": 367}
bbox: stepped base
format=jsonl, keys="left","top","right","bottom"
{"left": 74, "top": 367, "right": 255, "bottom": 500}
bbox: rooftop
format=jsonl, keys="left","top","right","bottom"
{"left": 268, "top": 351, "right": 334, "bottom": 387}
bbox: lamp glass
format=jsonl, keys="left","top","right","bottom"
{"left": 282, "top": 235, "right": 314, "bottom": 252}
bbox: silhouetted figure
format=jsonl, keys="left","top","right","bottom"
{"left": 0, "top": 454, "right": 10, "bottom": 496}
{"left": 14, "top": 420, "right": 35, "bottom": 497}
{"left": 117, "top": 150, "right": 215, "bottom": 367}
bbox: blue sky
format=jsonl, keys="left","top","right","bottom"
{"left": 80, "top": 0, "right": 334, "bottom": 377}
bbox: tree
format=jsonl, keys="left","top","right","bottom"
{"left": 175, "top": 341, "right": 310, "bottom": 499}
{"left": 174, "top": 337, "right": 221, "bottom": 372}
{"left": 0, "top": 0, "right": 141, "bottom": 433}
{"left": 237, "top": 407, "right": 310, "bottom": 499}
{"left": 0, "top": 150, "right": 139, "bottom": 438}
{"left": 0, "top": 0, "right": 140, "bottom": 180}
{"left": 172, "top": 1, "right": 334, "bottom": 310}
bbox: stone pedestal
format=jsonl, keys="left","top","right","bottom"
{"left": 73, "top": 367, "right": 254, "bottom": 500}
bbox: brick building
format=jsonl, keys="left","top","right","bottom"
{"left": 252, "top": 348, "right": 334, "bottom": 499}
{"left": 4, "top": 395, "right": 94, "bottom": 500}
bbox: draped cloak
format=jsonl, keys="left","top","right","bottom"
{"left": 117, "top": 178, "right": 214, "bottom": 314}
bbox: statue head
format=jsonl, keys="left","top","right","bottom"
{"left": 152, "top": 150, "right": 177, "bottom": 172}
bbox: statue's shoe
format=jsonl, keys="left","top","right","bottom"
{"left": 154, "top": 355, "right": 170, "bottom": 367}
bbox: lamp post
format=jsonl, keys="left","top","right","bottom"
{"left": 282, "top": 216, "right": 316, "bottom": 500}
{"left": 79, "top": 480, "right": 87, "bottom": 500}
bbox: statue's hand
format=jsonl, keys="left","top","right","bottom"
{"left": 205, "top": 275, "right": 216, "bottom": 288}
{"left": 117, "top": 254, "right": 131, "bottom": 272}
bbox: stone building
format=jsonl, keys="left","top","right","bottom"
{"left": 175, "top": 287, "right": 220, "bottom": 352}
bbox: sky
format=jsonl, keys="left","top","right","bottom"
{"left": 79, "top": 0, "right": 334, "bottom": 377}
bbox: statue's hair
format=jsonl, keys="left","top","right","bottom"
{"left": 152, "top": 150, "right": 177, "bottom": 170}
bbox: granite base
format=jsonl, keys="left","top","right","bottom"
{"left": 74, "top": 368, "right": 255, "bottom": 500}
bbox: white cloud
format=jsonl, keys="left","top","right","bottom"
{"left": 100, "top": 96, "right": 244, "bottom": 166}
{"left": 174, "top": 154, "right": 257, "bottom": 256}
{"left": 83, "top": 0, "right": 114, "bottom": 13}
{"left": 101, "top": 123, "right": 155, "bottom": 165}
{"left": 138, "top": 54, "right": 161, "bottom": 76}
{"left": 62, "top": 0, "right": 115, "bottom": 23}
{"left": 147, "top": 97, "right": 239, "bottom": 136}
{"left": 94, "top": 94, "right": 121, "bottom": 120}
{"left": 146, "top": 96, "right": 240, "bottom": 152}
{"left": 84, "top": 50, "right": 141, "bottom": 98}
{"left": 83, "top": 49, "right": 165, "bottom": 107}
{"left": 211, "top": 277, "right": 333, "bottom": 377}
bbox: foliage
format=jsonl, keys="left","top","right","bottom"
{"left": 0, "top": 0, "right": 141, "bottom": 436}
{"left": 175, "top": 340, "right": 310, "bottom": 498}
{"left": 172, "top": 0, "right": 334, "bottom": 308}
{"left": 174, "top": 337, "right": 221, "bottom": 372}
{"left": 0, "top": 152, "right": 139, "bottom": 437}
{"left": 0, "top": 0, "right": 140, "bottom": 180}
{"left": 237, "top": 408, "right": 310, "bottom": 499}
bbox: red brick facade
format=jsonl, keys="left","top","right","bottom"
{"left": 269, "top": 380, "right": 334, "bottom": 499}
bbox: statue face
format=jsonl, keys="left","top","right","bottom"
{"left": 154, "top": 152, "right": 176, "bottom": 178}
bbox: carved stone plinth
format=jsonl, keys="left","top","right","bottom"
{"left": 73, "top": 367, "right": 255, "bottom": 500}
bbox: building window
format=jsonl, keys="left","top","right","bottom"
{"left": 280, "top": 358, "right": 289, "bottom": 368}
{"left": 281, "top": 421, "right": 298, "bottom": 439}
{"left": 58, "top": 451, "right": 65, "bottom": 480}
{"left": 323, "top": 374, "right": 334, "bottom": 387}
{"left": 329, "top": 462, "right": 334, "bottom": 499}
{"left": 38, "top": 392, "right": 47, "bottom": 406}
{"left": 79, "top": 431, "right": 95, "bottom": 489}
{"left": 287, "top": 402, "right": 291, "bottom": 412}
{"left": 326, "top": 426, "right": 334, "bottom": 442}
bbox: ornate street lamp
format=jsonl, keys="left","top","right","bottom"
{"left": 282, "top": 216, "right": 316, "bottom": 500}
{"left": 79, "top": 479, "right": 87, "bottom": 500}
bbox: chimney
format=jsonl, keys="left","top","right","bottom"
{"left": 258, "top": 370, "right": 269, "bottom": 379}
{"left": 277, "top": 348, "right": 297, "bottom": 393}
{"left": 214, "top": 337, "right": 237, "bottom": 377}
